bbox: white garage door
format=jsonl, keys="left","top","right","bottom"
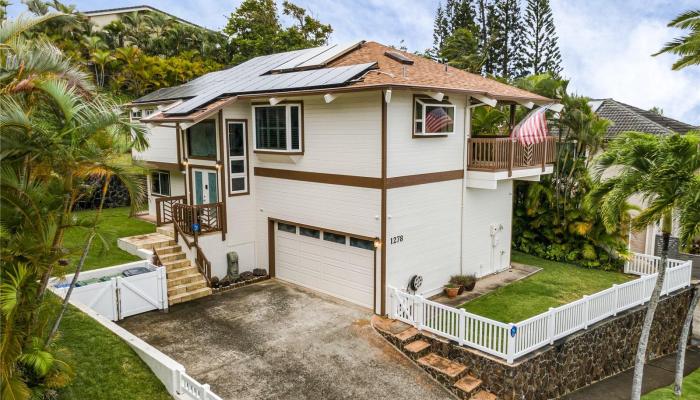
{"left": 275, "top": 222, "right": 375, "bottom": 309}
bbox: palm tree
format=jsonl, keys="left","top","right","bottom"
{"left": 653, "top": 9, "right": 700, "bottom": 70}
{"left": 588, "top": 131, "right": 700, "bottom": 400}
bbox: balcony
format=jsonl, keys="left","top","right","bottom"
{"left": 466, "top": 136, "right": 556, "bottom": 189}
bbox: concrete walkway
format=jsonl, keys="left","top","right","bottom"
{"left": 119, "top": 280, "right": 453, "bottom": 400}
{"left": 430, "top": 263, "right": 540, "bottom": 307}
{"left": 565, "top": 347, "right": 700, "bottom": 399}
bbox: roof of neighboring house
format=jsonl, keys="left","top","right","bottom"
{"left": 83, "top": 5, "right": 213, "bottom": 32}
{"left": 590, "top": 98, "right": 698, "bottom": 138}
{"left": 136, "top": 41, "right": 551, "bottom": 121}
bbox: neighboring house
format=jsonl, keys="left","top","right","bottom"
{"left": 131, "top": 40, "right": 554, "bottom": 314}
{"left": 83, "top": 5, "right": 211, "bottom": 31}
{"left": 590, "top": 98, "right": 699, "bottom": 256}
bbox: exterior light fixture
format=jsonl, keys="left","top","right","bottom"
{"left": 269, "top": 97, "right": 282, "bottom": 106}
{"left": 549, "top": 103, "right": 564, "bottom": 113}
{"left": 472, "top": 94, "right": 497, "bottom": 107}
{"left": 182, "top": 158, "right": 189, "bottom": 166}
{"left": 215, "top": 161, "right": 223, "bottom": 169}
{"left": 427, "top": 92, "right": 445, "bottom": 102}
{"left": 374, "top": 238, "right": 382, "bottom": 249}
{"left": 323, "top": 93, "right": 337, "bottom": 103}
{"left": 384, "top": 89, "right": 392, "bottom": 104}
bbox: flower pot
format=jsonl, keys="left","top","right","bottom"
{"left": 464, "top": 281, "right": 476, "bottom": 291}
{"left": 444, "top": 286, "right": 459, "bottom": 298}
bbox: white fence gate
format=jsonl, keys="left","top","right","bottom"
{"left": 52, "top": 261, "right": 168, "bottom": 321}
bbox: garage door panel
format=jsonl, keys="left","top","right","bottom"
{"left": 275, "top": 223, "right": 374, "bottom": 309}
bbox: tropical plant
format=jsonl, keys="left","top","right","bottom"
{"left": 1, "top": 12, "right": 147, "bottom": 399}
{"left": 588, "top": 131, "right": 700, "bottom": 399}
{"left": 653, "top": 9, "right": 700, "bottom": 70}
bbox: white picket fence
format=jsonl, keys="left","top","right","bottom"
{"left": 390, "top": 253, "right": 692, "bottom": 364}
{"left": 625, "top": 252, "right": 687, "bottom": 275}
{"left": 178, "top": 371, "right": 223, "bottom": 400}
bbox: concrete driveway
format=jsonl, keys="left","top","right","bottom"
{"left": 118, "top": 279, "right": 453, "bottom": 400}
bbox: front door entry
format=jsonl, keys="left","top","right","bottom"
{"left": 193, "top": 169, "right": 218, "bottom": 205}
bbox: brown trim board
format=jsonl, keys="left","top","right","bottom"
{"left": 380, "top": 91, "right": 387, "bottom": 316}
{"left": 254, "top": 168, "right": 382, "bottom": 189}
{"left": 268, "top": 218, "right": 275, "bottom": 277}
{"left": 386, "top": 169, "right": 464, "bottom": 189}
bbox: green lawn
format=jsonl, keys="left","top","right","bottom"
{"left": 56, "top": 304, "right": 170, "bottom": 400}
{"left": 461, "top": 251, "right": 633, "bottom": 323}
{"left": 62, "top": 207, "right": 155, "bottom": 273}
{"left": 642, "top": 368, "right": 700, "bottom": 399}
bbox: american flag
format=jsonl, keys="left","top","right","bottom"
{"left": 425, "top": 107, "right": 453, "bottom": 133}
{"left": 511, "top": 106, "right": 549, "bottom": 145}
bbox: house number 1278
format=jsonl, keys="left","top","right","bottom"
{"left": 390, "top": 235, "right": 404, "bottom": 244}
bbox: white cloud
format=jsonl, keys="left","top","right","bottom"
{"left": 551, "top": 0, "right": 700, "bottom": 125}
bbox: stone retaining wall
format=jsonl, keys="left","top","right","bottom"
{"left": 422, "top": 287, "right": 694, "bottom": 399}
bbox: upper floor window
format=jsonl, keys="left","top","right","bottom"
{"left": 151, "top": 170, "right": 170, "bottom": 196}
{"left": 414, "top": 97, "right": 455, "bottom": 136}
{"left": 131, "top": 110, "right": 142, "bottom": 120}
{"left": 252, "top": 103, "right": 302, "bottom": 153}
{"left": 187, "top": 120, "right": 217, "bottom": 159}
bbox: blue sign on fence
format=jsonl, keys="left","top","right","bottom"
{"left": 510, "top": 325, "right": 517, "bottom": 337}
{"left": 192, "top": 223, "right": 201, "bottom": 233}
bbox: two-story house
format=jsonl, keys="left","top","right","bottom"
{"left": 131, "top": 41, "right": 555, "bottom": 314}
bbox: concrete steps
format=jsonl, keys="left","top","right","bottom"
{"left": 117, "top": 232, "right": 174, "bottom": 257}
{"left": 156, "top": 224, "right": 175, "bottom": 239}
{"left": 153, "top": 244, "right": 212, "bottom": 306}
{"left": 372, "top": 316, "right": 497, "bottom": 400}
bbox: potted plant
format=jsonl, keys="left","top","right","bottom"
{"left": 444, "top": 284, "right": 459, "bottom": 298}
{"left": 449, "top": 275, "right": 477, "bottom": 294}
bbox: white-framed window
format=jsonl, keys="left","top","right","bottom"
{"left": 151, "top": 170, "right": 170, "bottom": 196}
{"left": 414, "top": 97, "right": 455, "bottom": 136}
{"left": 252, "top": 103, "right": 302, "bottom": 152}
{"left": 144, "top": 108, "right": 155, "bottom": 117}
{"left": 131, "top": 109, "right": 142, "bottom": 120}
{"left": 227, "top": 121, "right": 248, "bottom": 195}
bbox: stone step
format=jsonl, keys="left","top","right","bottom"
{"left": 372, "top": 316, "right": 413, "bottom": 335}
{"left": 168, "top": 279, "right": 207, "bottom": 296}
{"left": 404, "top": 339, "right": 431, "bottom": 359}
{"left": 454, "top": 375, "right": 482, "bottom": 398}
{"left": 417, "top": 353, "right": 467, "bottom": 383}
{"left": 471, "top": 390, "right": 497, "bottom": 400}
{"left": 167, "top": 272, "right": 206, "bottom": 288}
{"left": 393, "top": 327, "right": 420, "bottom": 344}
{"left": 162, "top": 259, "right": 191, "bottom": 271}
{"left": 156, "top": 225, "right": 176, "bottom": 239}
{"left": 169, "top": 286, "right": 212, "bottom": 305}
{"left": 159, "top": 252, "right": 186, "bottom": 262}
{"left": 167, "top": 265, "right": 200, "bottom": 279}
{"left": 156, "top": 245, "right": 182, "bottom": 255}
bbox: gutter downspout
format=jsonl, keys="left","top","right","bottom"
{"left": 459, "top": 96, "right": 471, "bottom": 275}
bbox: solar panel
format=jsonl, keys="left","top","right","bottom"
{"left": 267, "top": 41, "right": 363, "bottom": 73}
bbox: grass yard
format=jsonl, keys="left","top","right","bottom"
{"left": 461, "top": 251, "right": 633, "bottom": 323}
{"left": 642, "top": 368, "right": 700, "bottom": 399}
{"left": 56, "top": 303, "right": 170, "bottom": 400}
{"left": 62, "top": 207, "right": 155, "bottom": 273}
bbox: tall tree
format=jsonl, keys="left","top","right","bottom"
{"left": 522, "top": 0, "right": 562, "bottom": 75}
{"left": 490, "top": 0, "right": 526, "bottom": 79}
{"left": 588, "top": 132, "right": 700, "bottom": 400}
{"left": 431, "top": 0, "right": 479, "bottom": 61}
{"left": 653, "top": 9, "right": 700, "bottom": 70}
{"left": 224, "top": 0, "right": 331, "bottom": 65}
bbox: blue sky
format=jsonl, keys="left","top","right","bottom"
{"left": 8, "top": 0, "right": 700, "bottom": 125}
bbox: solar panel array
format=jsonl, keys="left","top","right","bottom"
{"left": 135, "top": 43, "right": 374, "bottom": 116}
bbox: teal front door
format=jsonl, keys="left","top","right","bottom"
{"left": 193, "top": 169, "right": 218, "bottom": 205}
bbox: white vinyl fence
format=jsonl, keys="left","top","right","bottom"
{"left": 62, "top": 286, "right": 223, "bottom": 400}
{"left": 51, "top": 261, "right": 168, "bottom": 321}
{"left": 390, "top": 253, "right": 692, "bottom": 364}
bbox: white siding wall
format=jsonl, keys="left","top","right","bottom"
{"left": 133, "top": 124, "right": 179, "bottom": 165}
{"left": 253, "top": 92, "right": 382, "bottom": 177}
{"left": 386, "top": 180, "right": 463, "bottom": 297}
{"left": 461, "top": 180, "right": 514, "bottom": 277}
{"left": 386, "top": 90, "right": 466, "bottom": 177}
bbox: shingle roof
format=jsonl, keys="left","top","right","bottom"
{"left": 134, "top": 41, "right": 550, "bottom": 118}
{"left": 591, "top": 98, "right": 698, "bottom": 138}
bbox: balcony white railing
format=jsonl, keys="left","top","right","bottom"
{"left": 390, "top": 253, "right": 692, "bottom": 364}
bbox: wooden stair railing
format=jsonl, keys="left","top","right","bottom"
{"left": 155, "top": 195, "right": 186, "bottom": 226}
{"left": 171, "top": 217, "right": 212, "bottom": 286}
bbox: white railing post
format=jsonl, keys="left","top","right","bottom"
{"left": 547, "top": 307, "right": 555, "bottom": 344}
{"left": 415, "top": 295, "right": 425, "bottom": 330}
{"left": 175, "top": 369, "right": 183, "bottom": 395}
{"left": 612, "top": 284, "right": 619, "bottom": 315}
{"left": 203, "top": 383, "right": 211, "bottom": 400}
{"left": 389, "top": 288, "right": 395, "bottom": 319}
{"left": 458, "top": 308, "right": 466, "bottom": 346}
{"left": 507, "top": 323, "right": 515, "bottom": 364}
{"left": 583, "top": 295, "right": 590, "bottom": 329}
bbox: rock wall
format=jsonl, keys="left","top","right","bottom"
{"left": 425, "top": 288, "right": 693, "bottom": 399}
